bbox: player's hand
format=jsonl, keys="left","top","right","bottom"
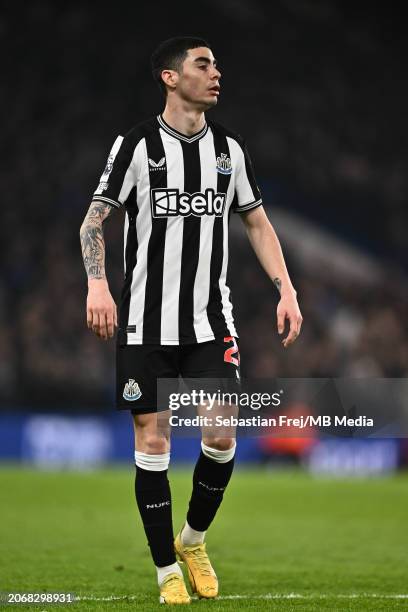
{"left": 86, "top": 279, "right": 118, "bottom": 340}
{"left": 277, "top": 290, "right": 303, "bottom": 348}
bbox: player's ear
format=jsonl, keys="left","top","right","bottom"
{"left": 161, "top": 69, "right": 178, "bottom": 91}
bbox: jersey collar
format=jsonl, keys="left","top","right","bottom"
{"left": 157, "top": 114, "right": 208, "bottom": 143}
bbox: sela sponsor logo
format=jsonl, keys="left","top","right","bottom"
{"left": 146, "top": 501, "right": 171, "bottom": 509}
{"left": 123, "top": 379, "right": 142, "bottom": 401}
{"left": 148, "top": 156, "right": 166, "bottom": 171}
{"left": 216, "top": 153, "right": 232, "bottom": 175}
{"left": 151, "top": 188, "right": 226, "bottom": 218}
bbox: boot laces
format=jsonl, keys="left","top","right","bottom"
{"left": 164, "top": 574, "right": 184, "bottom": 593}
{"left": 188, "top": 546, "right": 212, "bottom": 576}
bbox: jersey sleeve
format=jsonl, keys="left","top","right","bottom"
{"left": 92, "top": 132, "right": 138, "bottom": 208}
{"left": 233, "top": 139, "right": 262, "bottom": 213}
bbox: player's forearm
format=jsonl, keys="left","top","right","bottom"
{"left": 79, "top": 200, "right": 113, "bottom": 282}
{"left": 245, "top": 221, "right": 296, "bottom": 297}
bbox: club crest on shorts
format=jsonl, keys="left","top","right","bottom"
{"left": 123, "top": 379, "right": 142, "bottom": 401}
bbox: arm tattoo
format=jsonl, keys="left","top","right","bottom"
{"left": 80, "top": 201, "right": 115, "bottom": 279}
{"left": 273, "top": 277, "right": 282, "bottom": 294}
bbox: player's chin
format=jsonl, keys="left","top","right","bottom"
{"left": 201, "top": 95, "right": 219, "bottom": 109}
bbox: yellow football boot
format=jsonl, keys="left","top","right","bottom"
{"left": 159, "top": 572, "right": 191, "bottom": 605}
{"left": 174, "top": 532, "right": 218, "bottom": 599}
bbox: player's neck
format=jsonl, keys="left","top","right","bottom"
{"left": 162, "top": 103, "right": 206, "bottom": 137}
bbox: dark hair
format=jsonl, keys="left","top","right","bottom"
{"left": 151, "top": 36, "right": 211, "bottom": 96}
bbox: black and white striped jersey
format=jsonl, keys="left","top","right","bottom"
{"left": 92, "top": 114, "right": 262, "bottom": 345}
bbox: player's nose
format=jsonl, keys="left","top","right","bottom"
{"left": 210, "top": 66, "right": 221, "bottom": 80}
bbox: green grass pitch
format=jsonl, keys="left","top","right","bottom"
{"left": 1, "top": 466, "right": 407, "bottom": 611}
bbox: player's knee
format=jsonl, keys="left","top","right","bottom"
{"left": 139, "top": 434, "right": 170, "bottom": 455}
{"left": 202, "top": 437, "right": 235, "bottom": 452}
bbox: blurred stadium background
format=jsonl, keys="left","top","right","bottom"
{"left": 1, "top": 2, "right": 408, "bottom": 607}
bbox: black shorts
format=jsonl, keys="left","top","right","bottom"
{"left": 116, "top": 336, "right": 241, "bottom": 414}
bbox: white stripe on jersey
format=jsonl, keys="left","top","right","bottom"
{"left": 123, "top": 211, "right": 129, "bottom": 273}
{"left": 219, "top": 153, "right": 238, "bottom": 337}
{"left": 102, "top": 135, "right": 123, "bottom": 179}
{"left": 227, "top": 136, "right": 259, "bottom": 211}
{"left": 192, "top": 130, "right": 217, "bottom": 341}
{"left": 94, "top": 136, "right": 124, "bottom": 199}
{"left": 127, "top": 138, "right": 151, "bottom": 342}
{"left": 160, "top": 131, "right": 185, "bottom": 344}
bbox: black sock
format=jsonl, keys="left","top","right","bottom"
{"left": 135, "top": 466, "right": 176, "bottom": 567}
{"left": 186, "top": 451, "right": 235, "bottom": 532}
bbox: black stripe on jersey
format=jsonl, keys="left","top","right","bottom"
{"left": 118, "top": 186, "right": 138, "bottom": 344}
{"left": 178, "top": 141, "right": 202, "bottom": 343}
{"left": 143, "top": 131, "right": 167, "bottom": 342}
{"left": 207, "top": 129, "right": 233, "bottom": 338}
{"left": 242, "top": 139, "right": 262, "bottom": 204}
